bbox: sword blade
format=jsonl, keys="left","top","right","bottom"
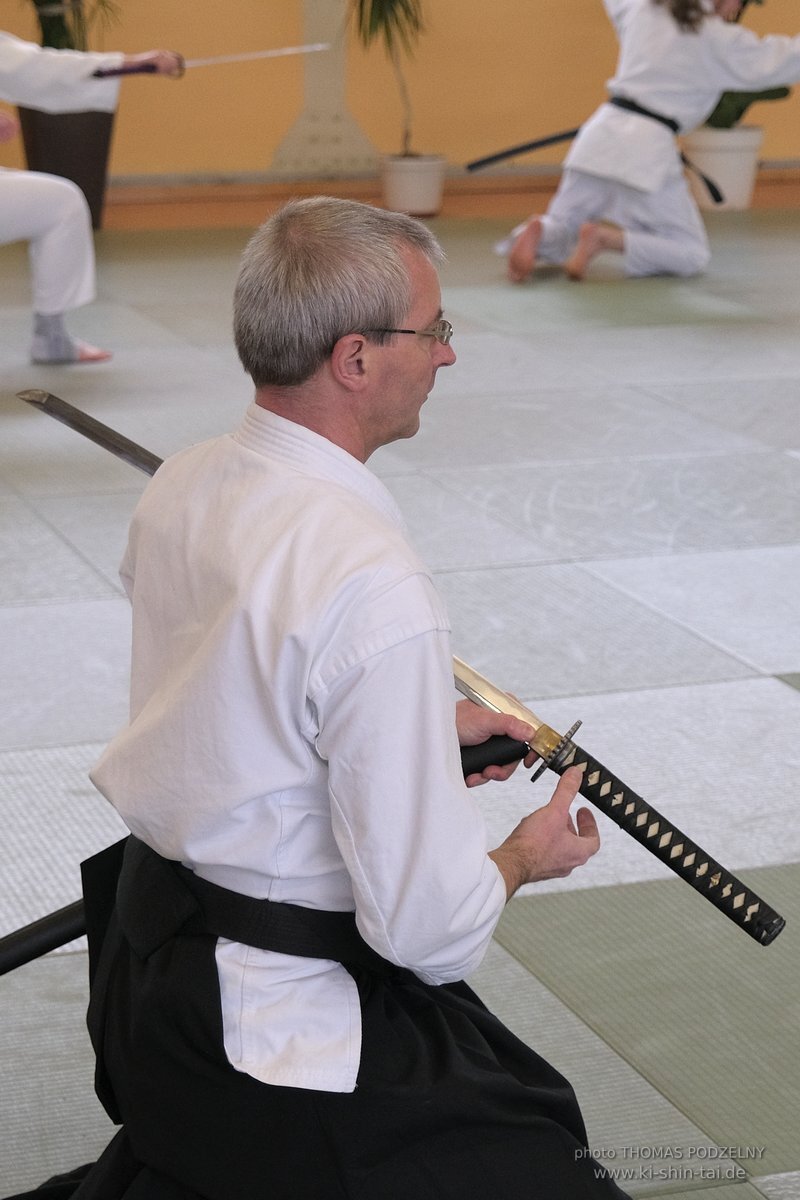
{"left": 184, "top": 42, "right": 330, "bottom": 69}
{"left": 16, "top": 390, "right": 162, "bottom": 476}
{"left": 92, "top": 43, "right": 331, "bottom": 79}
{"left": 454, "top": 656, "right": 544, "bottom": 730}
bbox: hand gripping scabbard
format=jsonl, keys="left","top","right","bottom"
{"left": 455, "top": 658, "right": 785, "bottom": 947}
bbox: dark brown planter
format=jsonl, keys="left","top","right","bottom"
{"left": 17, "top": 107, "right": 115, "bottom": 230}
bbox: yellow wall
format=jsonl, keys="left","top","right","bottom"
{"left": 2, "top": 0, "right": 799, "bottom": 178}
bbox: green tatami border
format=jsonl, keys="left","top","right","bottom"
{"left": 495, "top": 864, "right": 800, "bottom": 1177}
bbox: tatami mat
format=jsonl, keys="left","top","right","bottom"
{"left": 429, "top": 451, "right": 800, "bottom": 558}
{"left": 0, "top": 953, "right": 116, "bottom": 1197}
{"left": 471, "top": 942, "right": 742, "bottom": 1196}
{"left": 754, "top": 1177, "right": 800, "bottom": 1200}
{"left": 495, "top": 864, "right": 800, "bottom": 1179}
{"left": 0, "top": 743, "right": 126, "bottom": 934}
{"left": 0, "top": 600, "right": 131, "bottom": 750}
{"left": 3, "top": 207, "right": 800, "bottom": 1198}
{"left": 586, "top": 547, "right": 800, "bottom": 675}
{"left": 436, "top": 563, "right": 755, "bottom": 697}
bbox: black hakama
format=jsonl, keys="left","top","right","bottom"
{"left": 25, "top": 840, "right": 632, "bottom": 1200}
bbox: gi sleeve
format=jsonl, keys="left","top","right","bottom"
{"left": 314, "top": 577, "right": 507, "bottom": 985}
{"left": 0, "top": 31, "right": 122, "bottom": 112}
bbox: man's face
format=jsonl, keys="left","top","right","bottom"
{"left": 367, "top": 249, "right": 457, "bottom": 452}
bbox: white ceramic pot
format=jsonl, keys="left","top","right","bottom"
{"left": 682, "top": 125, "right": 764, "bottom": 211}
{"left": 380, "top": 154, "right": 446, "bottom": 217}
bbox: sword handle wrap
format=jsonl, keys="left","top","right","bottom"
{"left": 459, "top": 733, "right": 785, "bottom": 946}
{"left": 92, "top": 63, "right": 158, "bottom": 77}
{"left": 554, "top": 740, "right": 785, "bottom": 947}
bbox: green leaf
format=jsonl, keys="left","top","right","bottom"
{"left": 705, "top": 86, "right": 790, "bottom": 129}
{"left": 351, "top": 0, "right": 425, "bottom": 56}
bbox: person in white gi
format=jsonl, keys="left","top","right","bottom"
{"left": 0, "top": 31, "right": 180, "bottom": 363}
{"left": 501, "top": 0, "right": 800, "bottom": 282}
{"left": 77, "top": 197, "right": 631, "bottom": 1199}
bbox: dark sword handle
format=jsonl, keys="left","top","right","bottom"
{"left": 564, "top": 742, "right": 785, "bottom": 946}
{"left": 92, "top": 63, "right": 158, "bottom": 77}
{"left": 460, "top": 736, "right": 529, "bottom": 776}
{"left": 461, "top": 735, "right": 785, "bottom": 946}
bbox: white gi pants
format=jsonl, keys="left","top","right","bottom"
{"left": 1, "top": 167, "right": 96, "bottom": 313}
{"left": 503, "top": 166, "right": 711, "bottom": 278}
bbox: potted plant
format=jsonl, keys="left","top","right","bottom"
{"left": 19, "top": 1, "right": 121, "bottom": 228}
{"left": 683, "top": 0, "right": 792, "bottom": 210}
{"left": 351, "top": 0, "right": 446, "bottom": 216}
{"left": 29, "top": 0, "right": 119, "bottom": 50}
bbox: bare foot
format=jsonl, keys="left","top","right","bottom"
{"left": 564, "top": 222, "right": 623, "bottom": 280}
{"left": 31, "top": 337, "right": 112, "bottom": 364}
{"left": 75, "top": 341, "right": 113, "bottom": 363}
{"left": 507, "top": 217, "right": 542, "bottom": 283}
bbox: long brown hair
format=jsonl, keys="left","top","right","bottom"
{"left": 653, "top": 0, "right": 706, "bottom": 31}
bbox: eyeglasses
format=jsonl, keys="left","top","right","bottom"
{"left": 364, "top": 318, "right": 454, "bottom": 346}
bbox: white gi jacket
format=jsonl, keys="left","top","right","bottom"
{"left": 0, "top": 30, "right": 122, "bottom": 113}
{"left": 567, "top": 0, "right": 800, "bottom": 192}
{"left": 91, "top": 405, "right": 508, "bottom": 1093}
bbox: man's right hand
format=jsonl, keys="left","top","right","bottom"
{"left": 489, "top": 766, "right": 600, "bottom": 898}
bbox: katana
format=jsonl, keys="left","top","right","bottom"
{"left": 466, "top": 127, "right": 724, "bottom": 203}
{"left": 10, "top": 389, "right": 787, "bottom": 951}
{"left": 0, "top": 899, "right": 85, "bottom": 976}
{"left": 456, "top": 658, "right": 784, "bottom": 947}
{"left": 15, "top": 390, "right": 162, "bottom": 474}
{"left": 92, "top": 43, "right": 330, "bottom": 78}
{"left": 466, "top": 128, "right": 579, "bottom": 173}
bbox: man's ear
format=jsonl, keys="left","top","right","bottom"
{"left": 330, "top": 333, "right": 370, "bottom": 391}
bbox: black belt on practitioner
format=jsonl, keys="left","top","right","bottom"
{"left": 91, "top": 835, "right": 402, "bottom": 976}
{"left": 609, "top": 95, "right": 724, "bottom": 204}
{"left": 610, "top": 95, "right": 680, "bottom": 135}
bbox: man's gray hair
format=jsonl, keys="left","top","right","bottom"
{"left": 233, "top": 196, "right": 444, "bottom": 387}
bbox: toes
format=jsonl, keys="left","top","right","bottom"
{"left": 76, "top": 342, "right": 113, "bottom": 363}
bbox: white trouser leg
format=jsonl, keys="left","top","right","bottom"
{"left": 611, "top": 174, "right": 711, "bottom": 277}
{"left": 497, "top": 170, "right": 618, "bottom": 264}
{"left": 496, "top": 168, "right": 597, "bottom": 259}
{"left": 1, "top": 168, "right": 96, "bottom": 313}
{"left": 501, "top": 168, "right": 710, "bottom": 277}
{"left": 538, "top": 170, "right": 610, "bottom": 263}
